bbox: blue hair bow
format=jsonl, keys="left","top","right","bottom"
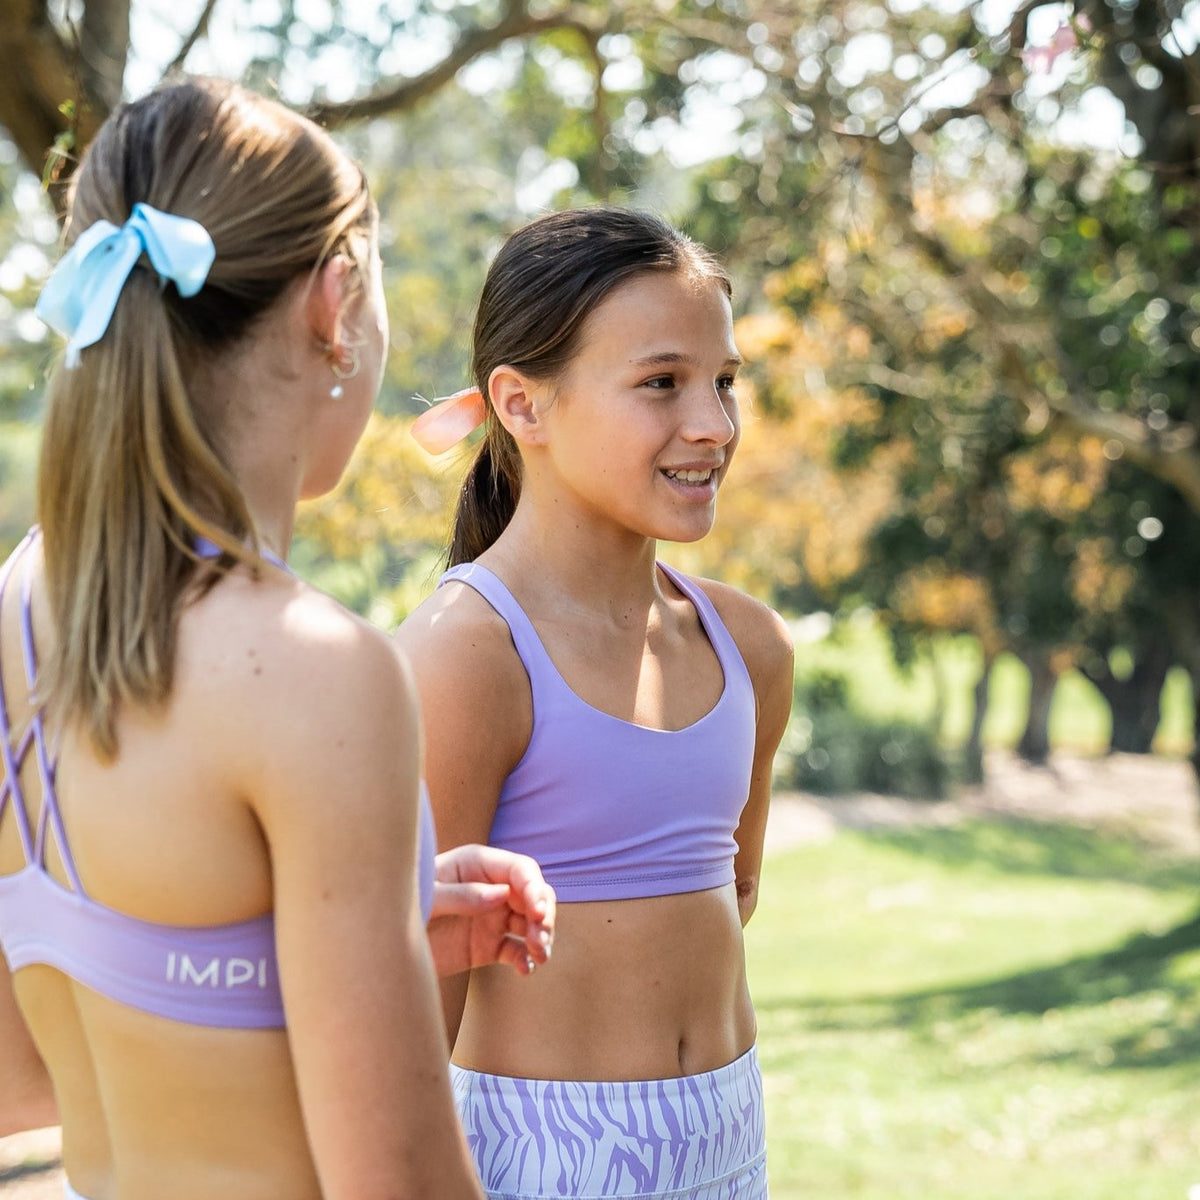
{"left": 36, "top": 202, "right": 215, "bottom": 368}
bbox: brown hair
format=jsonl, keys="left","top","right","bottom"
{"left": 36, "top": 77, "right": 374, "bottom": 756}
{"left": 449, "top": 207, "right": 730, "bottom": 566}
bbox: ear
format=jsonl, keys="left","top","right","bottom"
{"left": 306, "top": 256, "right": 352, "bottom": 353}
{"left": 488, "top": 365, "right": 550, "bottom": 446}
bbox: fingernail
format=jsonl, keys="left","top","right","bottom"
{"left": 525, "top": 955, "right": 536, "bottom": 974}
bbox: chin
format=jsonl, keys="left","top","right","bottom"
{"left": 654, "top": 514, "right": 718, "bottom": 544}
{"left": 300, "top": 465, "right": 349, "bottom": 501}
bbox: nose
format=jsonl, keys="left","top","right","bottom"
{"left": 682, "top": 383, "right": 738, "bottom": 446}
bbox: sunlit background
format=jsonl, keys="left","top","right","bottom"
{"left": 1, "top": 1, "right": 1199, "bottom": 1195}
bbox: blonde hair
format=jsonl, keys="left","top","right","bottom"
{"left": 36, "top": 77, "right": 375, "bottom": 757}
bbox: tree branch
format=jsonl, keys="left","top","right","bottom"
{"left": 900, "top": 221, "right": 1200, "bottom": 512}
{"left": 574, "top": 22, "right": 611, "bottom": 198}
{"left": 165, "top": 0, "right": 220, "bottom": 77}
{"left": 80, "top": 0, "right": 130, "bottom": 112}
{"left": 305, "top": 3, "right": 603, "bottom": 127}
{"left": 0, "top": 0, "right": 113, "bottom": 209}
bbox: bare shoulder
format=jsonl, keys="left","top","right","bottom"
{"left": 394, "top": 572, "right": 531, "bottom": 803}
{"left": 188, "top": 570, "right": 406, "bottom": 690}
{"left": 395, "top": 575, "right": 526, "bottom": 703}
{"left": 691, "top": 575, "right": 794, "bottom": 694}
{"left": 180, "top": 571, "right": 419, "bottom": 778}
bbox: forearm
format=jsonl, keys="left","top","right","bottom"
{"left": 439, "top": 972, "right": 469, "bottom": 1051}
{"left": 0, "top": 1053, "right": 58, "bottom": 1138}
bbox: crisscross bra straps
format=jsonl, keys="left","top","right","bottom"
{"left": 0, "top": 531, "right": 285, "bottom": 1026}
{"left": 0, "top": 529, "right": 82, "bottom": 891}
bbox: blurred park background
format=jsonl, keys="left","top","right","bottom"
{"left": 1, "top": 0, "right": 1199, "bottom": 1195}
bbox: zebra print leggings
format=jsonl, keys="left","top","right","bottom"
{"left": 450, "top": 1044, "right": 768, "bottom": 1199}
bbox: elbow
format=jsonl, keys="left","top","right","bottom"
{"left": 735, "top": 875, "right": 759, "bottom": 927}
{"left": 0, "top": 1082, "right": 59, "bottom": 1139}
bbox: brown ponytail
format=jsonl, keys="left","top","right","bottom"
{"left": 449, "top": 207, "right": 730, "bottom": 563}
{"left": 448, "top": 427, "right": 522, "bottom": 568}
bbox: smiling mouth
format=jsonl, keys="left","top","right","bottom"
{"left": 663, "top": 468, "right": 715, "bottom": 484}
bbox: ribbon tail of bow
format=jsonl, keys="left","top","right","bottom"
{"left": 411, "top": 387, "right": 488, "bottom": 455}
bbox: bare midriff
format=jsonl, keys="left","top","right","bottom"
{"left": 452, "top": 882, "right": 755, "bottom": 1081}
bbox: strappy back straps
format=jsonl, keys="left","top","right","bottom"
{"left": 0, "top": 530, "right": 83, "bottom": 891}
{"left": 0, "top": 530, "right": 38, "bottom": 865}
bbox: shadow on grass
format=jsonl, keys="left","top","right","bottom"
{"left": 857, "top": 817, "right": 1198, "bottom": 891}
{"left": 760, "top": 908, "right": 1200, "bottom": 1070}
{"left": 0, "top": 1157, "right": 61, "bottom": 1185}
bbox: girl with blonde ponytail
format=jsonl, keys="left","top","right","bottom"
{"left": 0, "top": 77, "right": 553, "bottom": 1200}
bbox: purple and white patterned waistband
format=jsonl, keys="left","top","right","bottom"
{"left": 451, "top": 1044, "right": 768, "bottom": 1199}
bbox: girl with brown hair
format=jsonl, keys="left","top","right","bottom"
{"left": 399, "top": 207, "right": 794, "bottom": 1198}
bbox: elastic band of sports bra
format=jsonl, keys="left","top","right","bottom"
{"left": 193, "top": 534, "right": 288, "bottom": 571}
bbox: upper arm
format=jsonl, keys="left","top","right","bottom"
{"left": 703, "top": 584, "right": 795, "bottom": 925}
{"left": 0, "top": 950, "right": 58, "bottom": 1137}
{"left": 0, "top": 543, "right": 58, "bottom": 1138}
{"left": 395, "top": 585, "right": 530, "bottom": 852}
{"left": 394, "top": 585, "right": 530, "bottom": 1043}
{"left": 240, "top": 600, "right": 480, "bottom": 1199}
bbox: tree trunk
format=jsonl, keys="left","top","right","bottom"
{"left": 1091, "top": 641, "right": 1173, "bottom": 755}
{"left": 963, "top": 649, "right": 993, "bottom": 785}
{"left": 0, "top": 0, "right": 122, "bottom": 208}
{"left": 1161, "top": 593, "right": 1200, "bottom": 812}
{"left": 1016, "top": 648, "right": 1056, "bottom": 766}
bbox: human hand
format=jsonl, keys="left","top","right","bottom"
{"left": 426, "top": 845, "right": 555, "bottom": 980}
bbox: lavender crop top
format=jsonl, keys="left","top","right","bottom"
{"left": 0, "top": 529, "right": 436, "bottom": 1028}
{"left": 438, "top": 562, "right": 757, "bottom": 902}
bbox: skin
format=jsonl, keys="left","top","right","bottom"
{"left": 398, "top": 268, "right": 794, "bottom": 1081}
{"left": 0, "top": 239, "right": 553, "bottom": 1198}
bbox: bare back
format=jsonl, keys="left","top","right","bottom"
{"left": 0, "top": 539, "right": 475, "bottom": 1200}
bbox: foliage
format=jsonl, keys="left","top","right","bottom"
{"left": 779, "top": 668, "right": 950, "bottom": 799}
{"left": 0, "top": 133, "right": 56, "bottom": 423}
{"left": 0, "top": 423, "right": 39, "bottom": 555}
{"left": 2, "top": 0, "right": 1199, "bottom": 768}
{"left": 747, "top": 823, "right": 1200, "bottom": 1197}
{"left": 294, "top": 411, "right": 465, "bottom": 623}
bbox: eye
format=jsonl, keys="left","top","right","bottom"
{"left": 643, "top": 375, "right": 676, "bottom": 390}
{"left": 717, "top": 374, "right": 738, "bottom": 392}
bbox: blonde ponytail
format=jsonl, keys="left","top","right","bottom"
{"left": 36, "top": 77, "right": 373, "bottom": 756}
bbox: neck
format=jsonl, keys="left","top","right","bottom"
{"left": 201, "top": 344, "right": 309, "bottom": 564}
{"left": 233, "top": 468, "right": 298, "bottom": 563}
{"left": 488, "top": 497, "right": 664, "bottom": 621}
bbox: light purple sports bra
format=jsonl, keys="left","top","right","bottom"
{"left": 0, "top": 529, "right": 436, "bottom": 1029}
{"left": 438, "top": 562, "right": 757, "bottom": 902}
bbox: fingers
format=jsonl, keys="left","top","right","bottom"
{"left": 432, "top": 845, "right": 557, "bottom": 973}
{"left": 499, "top": 932, "right": 539, "bottom": 976}
{"left": 435, "top": 845, "right": 556, "bottom": 939}
{"left": 427, "top": 880, "right": 510, "bottom": 921}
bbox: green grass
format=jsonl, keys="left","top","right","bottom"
{"left": 746, "top": 821, "right": 1200, "bottom": 1199}
{"left": 793, "top": 620, "right": 1195, "bottom": 756}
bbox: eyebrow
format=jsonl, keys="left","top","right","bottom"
{"left": 630, "top": 351, "right": 744, "bottom": 368}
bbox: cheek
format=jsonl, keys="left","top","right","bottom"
{"left": 725, "top": 402, "right": 742, "bottom": 458}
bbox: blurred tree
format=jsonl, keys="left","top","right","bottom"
{"left": 678, "top": 0, "right": 1200, "bottom": 774}
{"left": 5, "top": 0, "right": 1199, "bottom": 783}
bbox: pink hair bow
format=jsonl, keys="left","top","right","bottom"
{"left": 411, "top": 386, "right": 488, "bottom": 455}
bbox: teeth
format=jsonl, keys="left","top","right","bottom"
{"left": 665, "top": 469, "right": 713, "bottom": 483}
